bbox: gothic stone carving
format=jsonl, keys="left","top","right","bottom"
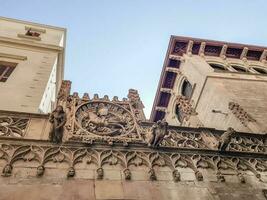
{"left": 0, "top": 143, "right": 266, "bottom": 181}
{"left": 96, "top": 167, "right": 104, "bottom": 179}
{"left": 140, "top": 125, "right": 266, "bottom": 154}
{"left": 2, "top": 164, "right": 12, "bottom": 177}
{"left": 67, "top": 167, "right": 75, "bottom": 178}
{"left": 263, "top": 189, "right": 267, "bottom": 199}
{"left": 160, "top": 129, "right": 214, "bottom": 149}
{"left": 147, "top": 120, "right": 169, "bottom": 147}
{"left": 228, "top": 102, "right": 256, "bottom": 127}
{"left": 127, "top": 89, "right": 145, "bottom": 121}
{"left": 123, "top": 168, "right": 131, "bottom": 180}
{"left": 36, "top": 165, "right": 45, "bottom": 177}
{"left": 0, "top": 116, "right": 29, "bottom": 138}
{"left": 172, "top": 169, "right": 181, "bottom": 182}
{"left": 228, "top": 135, "right": 266, "bottom": 153}
{"left": 77, "top": 101, "right": 135, "bottom": 136}
{"left": 176, "top": 95, "right": 197, "bottom": 121}
{"left": 69, "top": 100, "right": 142, "bottom": 144}
{"left": 57, "top": 80, "right": 71, "bottom": 105}
{"left": 218, "top": 127, "right": 235, "bottom": 151}
{"left": 49, "top": 105, "right": 66, "bottom": 143}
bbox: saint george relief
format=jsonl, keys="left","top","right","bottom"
{"left": 71, "top": 100, "right": 141, "bottom": 142}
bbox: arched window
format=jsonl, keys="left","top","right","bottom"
{"left": 181, "top": 79, "right": 192, "bottom": 98}
{"left": 175, "top": 105, "right": 183, "bottom": 123}
{"left": 209, "top": 63, "right": 227, "bottom": 71}
{"left": 231, "top": 65, "right": 247, "bottom": 72}
{"left": 252, "top": 67, "right": 267, "bottom": 74}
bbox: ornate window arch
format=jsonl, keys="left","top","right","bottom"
{"left": 251, "top": 66, "right": 267, "bottom": 74}
{"left": 230, "top": 64, "right": 247, "bottom": 73}
{"left": 181, "top": 79, "right": 192, "bottom": 98}
{"left": 207, "top": 62, "right": 228, "bottom": 71}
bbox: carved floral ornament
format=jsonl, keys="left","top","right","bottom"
{"left": 0, "top": 116, "right": 29, "bottom": 137}
{"left": 0, "top": 143, "right": 266, "bottom": 182}
{"left": 175, "top": 95, "right": 197, "bottom": 121}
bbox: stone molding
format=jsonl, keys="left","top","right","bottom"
{"left": 0, "top": 140, "right": 265, "bottom": 181}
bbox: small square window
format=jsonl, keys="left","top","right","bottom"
{"left": 0, "top": 61, "right": 17, "bottom": 82}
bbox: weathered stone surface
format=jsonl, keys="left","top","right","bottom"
{"left": 95, "top": 180, "right": 124, "bottom": 199}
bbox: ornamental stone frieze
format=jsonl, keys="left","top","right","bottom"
{"left": 0, "top": 141, "right": 266, "bottom": 181}
{"left": 0, "top": 116, "right": 29, "bottom": 137}
{"left": 0, "top": 111, "right": 50, "bottom": 140}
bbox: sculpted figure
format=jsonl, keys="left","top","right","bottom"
{"left": 263, "top": 189, "right": 267, "bottom": 199}
{"left": 49, "top": 105, "right": 66, "bottom": 143}
{"left": 148, "top": 168, "right": 157, "bottom": 181}
{"left": 216, "top": 172, "right": 225, "bottom": 182}
{"left": 25, "top": 28, "right": 40, "bottom": 37}
{"left": 86, "top": 104, "right": 123, "bottom": 130}
{"left": 172, "top": 170, "right": 181, "bottom": 182}
{"left": 36, "top": 165, "right": 45, "bottom": 177}
{"left": 96, "top": 167, "right": 104, "bottom": 179}
{"left": 147, "top": 120, "right": 168, "bottom": 147}
{"left": 67, "top": 167, "right": 75, "bottom": 178}
{"left": 237, "top": 173, "right": 246, "bottom": 183}
{"left": 218, "top": 127, "right": 235, "bottom": 151}
{"left": 195, "top": 170, "right": 203, "bottom": 181}
{"left": 123, "top": 168, "right": 131, "bottom": 180}
{"left": 2, "top": 164, "right": 12, "bottom": 177}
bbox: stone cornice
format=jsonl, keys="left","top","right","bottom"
{"left": 0, "top": 139, "right": 265, "bottom": 181}
{"left": 0, "top": 36, "right": 64, "bottom": 52}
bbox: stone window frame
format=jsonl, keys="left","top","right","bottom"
{"left": 181, "top": 79, "right": 193, "bottom": 99}
{"left": 228, "top": 63, "right": 249, "bottom": 73}
{"left": 0, "top": 61, "right": 17, "bottom": 82}
{"left": 172, "top": 76, "right": 196, "bottom": 124}
{"left": 207, "top": 61, "right": 229, "bottom": 72}
{"left": 250, "top": 65, "right": 267, "bottom": 75}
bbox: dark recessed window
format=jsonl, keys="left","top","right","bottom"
{"left": 231, "top": 65, "right": 247, "bottom": 72}
{"left": 173, "top": 41, "right": 187, "bottom": 56}
{"left": 175, "top": 105, "right": 184, "bottom": 123}
{"left": 168, "top": 59, "right": 180, "bottom": 68}
{"left": 209, "top": 63, "right": 227, "bottom": 71}
{"left": 0, "top": 61, "right": 17, "bottom": 82}
{"left": 181, "top": 80, "right": 193, "bottom": 98}
{"left": 252, "top": 67, "right": 267, "bottom": 74}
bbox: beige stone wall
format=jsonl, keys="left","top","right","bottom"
{"left": 0, "top": 165, "right": 266, "bottom": 200}
{"left": 196, "top": 76, "right": 267, "bottom": 133}
{"left": 166, "top": 54, "right": 267, "bottom": 133}
{"left": 0, "top": 17, "right": 66, "bottom": 114}
{"left": 0, "top": 46, "right": 58, "bottom": 113}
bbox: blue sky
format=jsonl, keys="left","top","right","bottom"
{"left": 1, "top": 0, "right": 267, "bottom": 117}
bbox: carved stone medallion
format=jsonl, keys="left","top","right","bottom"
{"left": 75, "top": 101, "right": 135, "bottom": 137}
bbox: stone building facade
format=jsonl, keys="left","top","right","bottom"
{"left": 151, "top": 36, "right": 267, "bottom": 134}
{"left": 0, "top": 18, "right": 266, "bottom": 200}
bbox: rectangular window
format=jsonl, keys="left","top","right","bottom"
{"left": 0, "top": 61, "right": 17, "bottom": 82}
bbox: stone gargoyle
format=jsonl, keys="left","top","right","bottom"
{"left": 218, "top": 127, "right": 235, "bottom": 151}
{"left": 147, "top": 120, "right": 169, "bottom": 147}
